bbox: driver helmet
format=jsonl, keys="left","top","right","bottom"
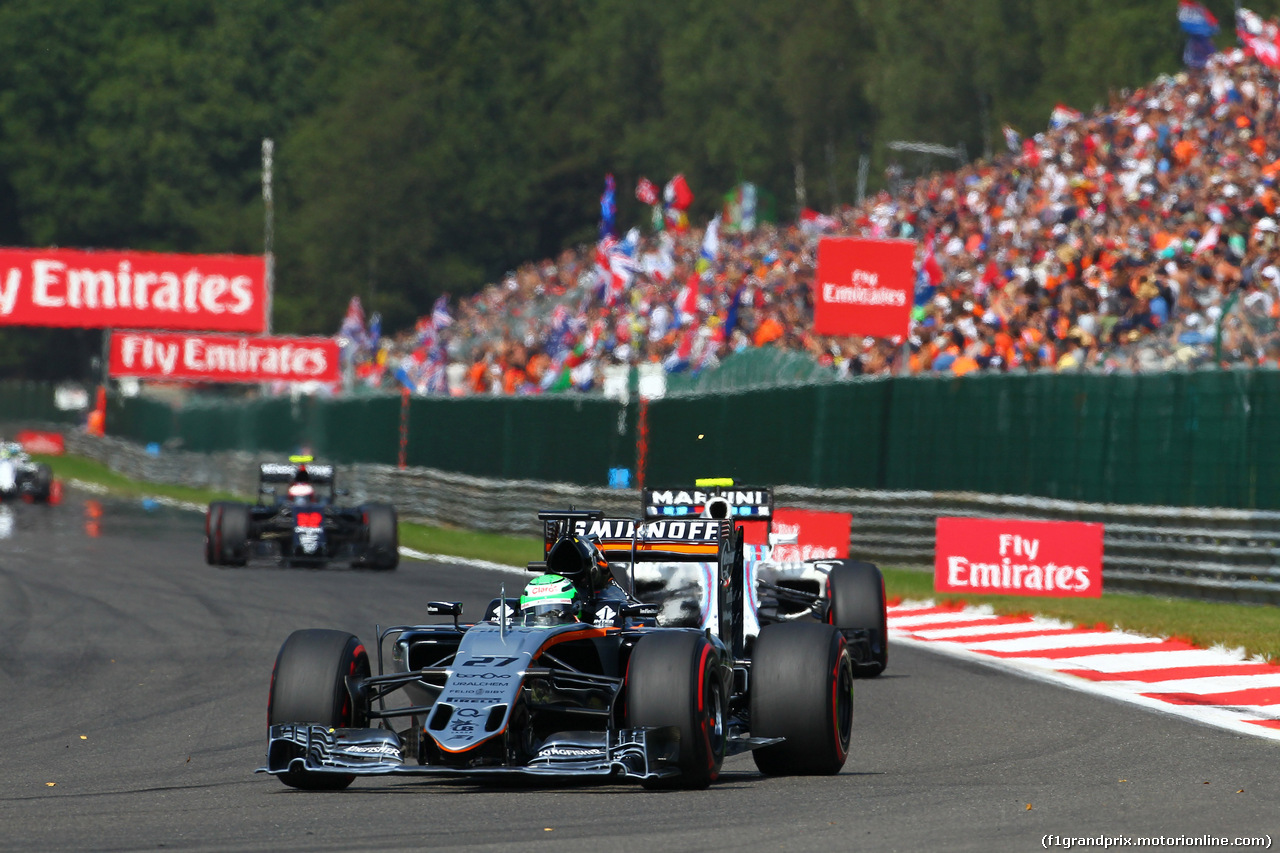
{"left": 288, "top": 465, "right": 314, "bottom": 500}
{"left": 520, "top": 574, "right": 582, "bottom": 626}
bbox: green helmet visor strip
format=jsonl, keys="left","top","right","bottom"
{"left": 521, "top": 574, "right": 577, "bottom": 611}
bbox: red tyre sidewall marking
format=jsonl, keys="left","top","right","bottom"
{"left": 695, "top": 643, "right": 716, "bottom": 773}
{"left": 831, "top": 637, "right": 849, "bottom": 762}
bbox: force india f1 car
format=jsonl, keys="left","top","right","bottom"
{"left": 259, "top": 508, "right": 856, "bottom": 789}
{"left": 205, "top": 457, "right": 398, "bottom": 569}
{"left": 642, "top": 480, "right": 887, "bottom": 676}
{"left": 0, "top": 441, "right": 57, "bottom": 503}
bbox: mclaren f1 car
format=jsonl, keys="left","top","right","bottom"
{"left": 258, "top": 508, "right": 855, "bottom": 789}
{"left": 205, "top": 456, "right": 398, "bottom": 569}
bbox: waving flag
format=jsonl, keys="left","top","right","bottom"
{"left": 594, "top": 236, "right": 635, "bottom": 306}
{"left": 700, "top": 214, "right": 721, "bottom": 266}
{"left": 677, "top": 272, "right": 699, "bottom": 323}
{"left": 1002, "top": 125, "right": 1021, "bottom": 155}
{"left": 1049, "top": 104, "right": 1083, "bottom": 129}
{"left": 600, "top": 174, "right": 617, "bottom": 239}
{"left": 664, "top": 174, "right": 694, "bottom": 211}
{"left": 1178, "top": 0, "right": 1219, "bottom": 36}
{"left": 1193, "top": 223, "right": 1221, "bottom": 257}
{"left": 431, "top": 295, "right": 453, "bottom": 330}
{"left": 636, "top": 177, "right": 659, "bottom": 206}
{"left": 1238, "top": 8, "right": 1280, "bottom": 69}
{"left": 799, "top": 208, "right": 838, "bottom": 233}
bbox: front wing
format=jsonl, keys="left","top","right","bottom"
{"left": 258, "top": 724, "right": 683, "bottom": 781}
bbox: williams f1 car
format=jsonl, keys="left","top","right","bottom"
{"left": 205, "top": 456, "right": 398, "bottom": 569}
{"left": 0, "top": 441, "right": 57, "bottom": 503}
{"left": 259, "top": 508, "right": 855, "bottom": 789}
{"left": 642, "top": 479, "right": 887, "bottom": 675}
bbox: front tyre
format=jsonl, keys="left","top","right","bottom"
{"left": 628, "top": 631, "right": 726, "bottom": 789}
{"left": 357, "top": 504, "right": 398, "bottom": 570}
{"left": 204, "top": 502, "right": 226, "bottom": 565}
{"left": 268, "top": 629, "right": 370, "bottom": 790}
{"left": 215, "top": 502, "right": 250, "bottom": 567}
{"left": 751, "top": 622, "right": 853, "bottom": 776}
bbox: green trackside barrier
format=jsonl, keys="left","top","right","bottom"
{"left": 0, "top": 380, "right": 82, "bottom": 424}
{"left": 404, "top": 395, "right": 635, "bottom": 484}
{"left": 643, "top": 380, "right": 889, "bottom": 489}
{"left": 106, "top": 394, "right": 176, "bottom": 446}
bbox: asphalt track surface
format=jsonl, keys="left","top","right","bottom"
{"left": 1, "top": 492, "right": 1277, "bottom": 853}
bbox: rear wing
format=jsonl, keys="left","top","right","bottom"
{"left": 537, "top": 508, "right": 747, "bottom": 657}
{"left": 542, "top": 512, "right": 733, "bottom": 562}
{"left": 258, "top": 461, "right": 335, "bottom": 485}
{"left": 643, "top": 484, "right": 773, "bottom": 521}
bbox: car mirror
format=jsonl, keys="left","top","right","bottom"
{"left": 526, "top": 560, "right": 548, "bottom": 573}
{"left": 622, "top": 602, "right": 659, "bottom": 619}
{"left": 426, "top": 601, "right": 463, "bottom": 617}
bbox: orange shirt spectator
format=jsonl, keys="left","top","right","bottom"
{"left": 754, "top": 314, "right": 784, "bottom": 346}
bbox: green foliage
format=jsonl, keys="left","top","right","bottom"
{"left": 0, "top": 0, "right": 1249, "bottom": 368}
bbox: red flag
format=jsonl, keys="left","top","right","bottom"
{"left": 924, "top": 251, "right": 944, "bottom": 286}
{"left": 1238, "top": 8, "right": 1280, "bottom": 68}
{"left": 678, "top": 272, "right": 699, "bottom": 319}
{"left": 664, "top": 174, "right": 694, "bottom": 211}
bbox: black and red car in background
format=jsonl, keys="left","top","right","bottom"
{"left": 205, "top": 456, "right": 398, "bottom": 570}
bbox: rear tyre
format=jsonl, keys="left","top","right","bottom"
{"left": 628, "top": 631, "right": 726, "bottom": 789}
{"left": 216, "top": 502, "right": 250, "bottom": 567}
{"left": 827, "top": 560, "right": 888, "bottom": 676}
{"left": 204, "top": 502, "right": 226, "bottom": 565}
{"left": 358, "top": 504, "right": 398, "bottom": 570}
{"left": 751, "top": 622, "right": 853, "bottom": 776}
{"left": 268, "top": 629, "right": 370, "bottom": 791}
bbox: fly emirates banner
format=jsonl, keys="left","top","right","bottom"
{"left": 0, "top": 248, "right": 266, "bottom": 332}
{"left": 812, "top": 238, "right": 914, "bottom": 339}
{"left": 109, "top": 331, "right": 340, "bottom": 384}
{"left": 934, "top": 516, "right": 1104, "bottom": 598}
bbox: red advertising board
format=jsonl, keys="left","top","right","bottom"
{"left": 771, "top": 508, "right": 851, "bottom": 561}
{"left": 761, "top": 508, "right": 852, "bottom": 562}
{"left": 935, "top": 517, "right": 1104, "bottom": 598}
{"left": 812, "top": 238, "right": 914, "bottom": 338}
{"left": 14, "top": 430, "right": 65, "bottom": 455}
{"left": 0, "top": 248, "right": 266, "bottom": 332}
{"left": 108, "top": 331, "right": 340, "bottom": 384}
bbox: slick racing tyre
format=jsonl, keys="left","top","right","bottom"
{"left": 214, "top": 502, "right": 250, "bottom": 567}
{"left": 204, "top": 502, "right": 226, "bottom": 565}
{"left": 356, "top": 503, "right": 398, "bottom": 570}
{"left": 826, "top": 559, "right": 888, "bottom": 676}
{"left": 29, "top": 463, "right": 53, "bottom": 502}
{"left": 268, "top": 629, "right": 370, "bottom": 791}
{"left": 751, "top": 622, "right": 853, "bottom": 776}
{"left": 627, "top": 630, "right": 727, "bottom": 789}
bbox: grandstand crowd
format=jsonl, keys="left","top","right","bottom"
{"left": 338, "top": 46, "right": 1280, "bottom": 395}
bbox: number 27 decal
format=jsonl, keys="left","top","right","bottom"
{"left": 462, "top": 656, "right": 519, "bottom": 667}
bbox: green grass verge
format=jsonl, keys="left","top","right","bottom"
{"left": 34, "top": 452, "right": 1280, "bottom": 661}
{"left": 34, "top": 453, "right": 244, "bottom": 506}
{"left": 883, "top": 567, "right": 1280, "bottom": 663}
